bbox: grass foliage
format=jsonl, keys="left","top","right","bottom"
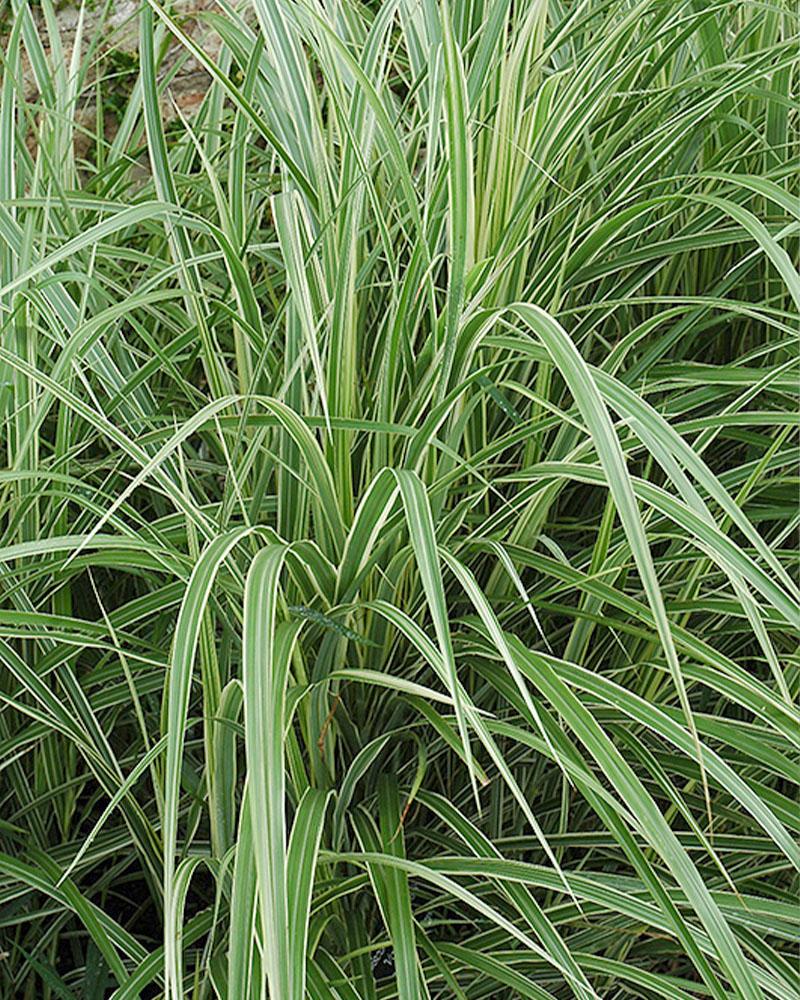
{"left": 0, "top": 0, "right": 798, "bottom": 996}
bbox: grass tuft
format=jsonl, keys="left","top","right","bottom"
{"left": 0, "top": 0, "right": 798, "bottom": 997}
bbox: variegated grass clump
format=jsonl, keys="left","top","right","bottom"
{"left": 0, "top": 0, "right": 798, "bottom": 997}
